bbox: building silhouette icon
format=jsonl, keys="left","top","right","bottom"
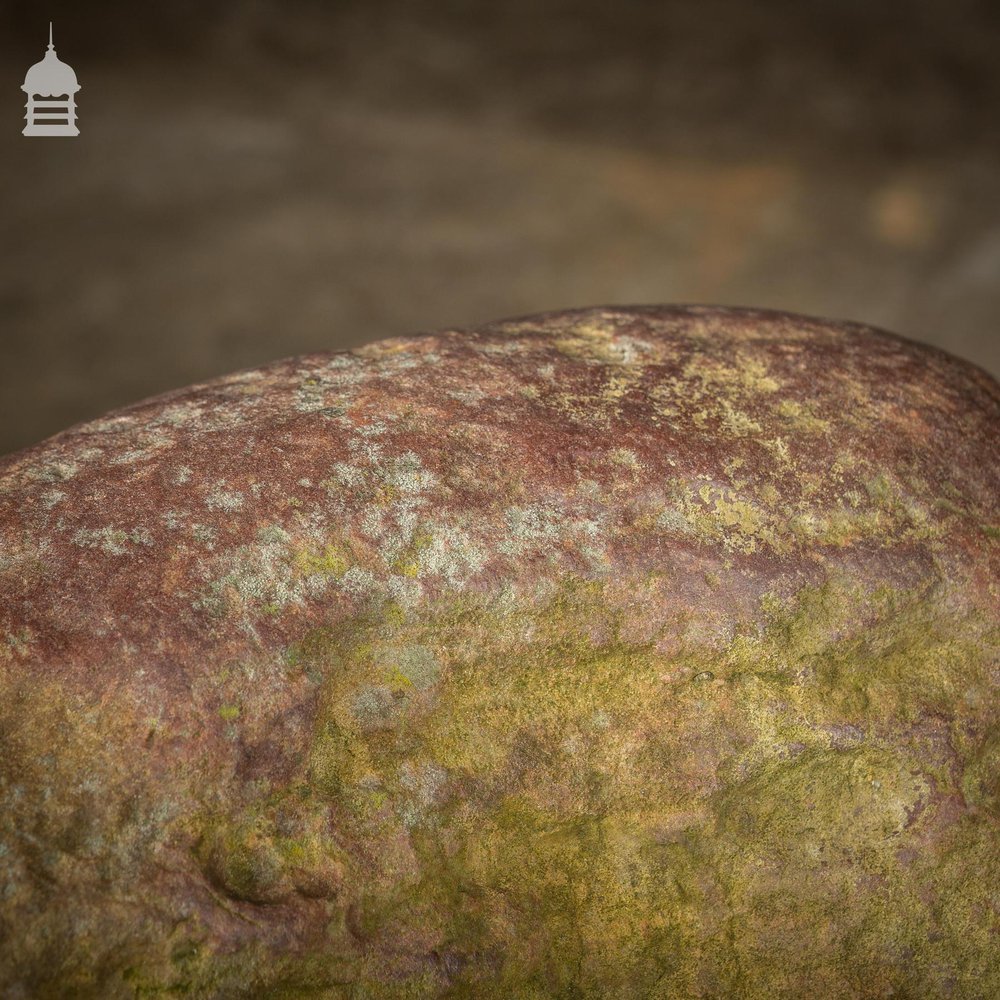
{"left": 22, "top": 23, "right": 80, "bottom": 137}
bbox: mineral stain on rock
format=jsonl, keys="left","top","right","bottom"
{"left": 0, "top": 305, "right": 997, "bottom": 998}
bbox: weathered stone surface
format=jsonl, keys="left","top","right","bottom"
{"left": 0, "top": 305, "right": 997, "bottom": 998}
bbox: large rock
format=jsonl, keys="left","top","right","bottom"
{"left": 0, "top": 306, "right": 997, "bottom": 998}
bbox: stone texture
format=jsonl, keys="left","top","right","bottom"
{"left": 0, "top": 305, "right": 997, "bottom": 998}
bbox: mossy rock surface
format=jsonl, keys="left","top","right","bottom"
{"left": 0, "top": 305, "right": 997, "bottom": 998}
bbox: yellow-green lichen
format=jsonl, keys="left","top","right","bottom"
{"left": 650, "top": 470, "right": 941, "bottom": 555}
{"left": 213, "top": 573, "right": 997, "bottom": 996}
{"left": 295, "top": 542, "right": 351, "bottom": 579}
{"left": 4, "top": 571, "right": 997, "bottom": 997}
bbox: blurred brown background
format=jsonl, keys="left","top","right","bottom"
{"left": 1, "top": 0, "right": 998, "bottom": 457}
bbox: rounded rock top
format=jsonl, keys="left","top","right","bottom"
{"left": 0, "top": 305, "right": 998, "bottom": 998}
{"left": 2, "top": 304, "right": 995, "bottom": 670}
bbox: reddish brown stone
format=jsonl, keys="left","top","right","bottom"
{"left": 0, "top": 306, "right": 997, "bottom": 997}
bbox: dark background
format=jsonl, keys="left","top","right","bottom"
{"left": 1, "top": 0, "right": 998, "bottom": 457}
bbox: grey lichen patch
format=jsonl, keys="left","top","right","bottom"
{"left": 195, "top": 537, "right": 308, "bottom": 620}
{"left": 28, "top": 459, "right": 79, "bottom": 484}
{"left": 294, "top": 361, "right": 376, "bottom": 414}
{"left": 150, "top": 401, "right": 206, "bottom": 428}
{"left": 655, "top": 506, "right": 697, "bottom": 536}
{"left": 0, "top": 535, "right": 53, "bottom": 577}
{"left": 86, "top": 415, "right": 138, "bottom": 435}
{"left": 608, "top": 334, "right": 658, "bottom": 365}
{"left": 205, "top": 485, "right": 245, "bottom": 512}
{"left": 0, "top": 627, "right": 36, "bottom": 663}
{"left": 161, "top": 510, "right": 184, "bottom": 530}
{"left": 107, "top": 433, "right": 176, "bottom": 467}
{"left": 191, "top": 523, "right": 218, "bottom": 548}
{"left": 326, "top": 446, "right": 438, "bottom": 513}
{"left": 257, "top": 524, "right": 291, "bottom": 546}
{"left": 444, "top": 386, "right": 487, "bottom": 405}
{"left": 398, "top": 760, "right": 448, "bottom": 828}
{"left": 378, "top": 450, "right": 438, "bottom": 497}
{"left": 497, "top": 503, "right": 568, "bottom": 558}
{"left": 40, "top": 489, "right": 66, "bottom": 510}
{"left": 358, "top": 347, "right": 431, "bottom": 373}
{"left": 376, "top": 644, "right": 442, "bottom": 692}
{"left": 109, "top": 448, "right": 152, "bottom": 466}
{"left": 72, "top": 525, "right": 155, "bottom": 556}
{"left": 219, "top": 368, "right": 266, "bottom": 385}
{"left": 195, "top": 523, "right": 360, "bottom": 625}
{"left": 407, "top": 522, "right": 487, "bottom": 586}
{"left": 351, "top": 685, "right": 400, "bottom": 732}
{"left": 480, "top": 338, "right": 527, "bottom": 357}
{"left": 294, "top": 378, "right": 333, "bottom": 414}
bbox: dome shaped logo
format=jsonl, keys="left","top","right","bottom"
{"left": 22, "top": 23, "right": 80, "bottom": 137}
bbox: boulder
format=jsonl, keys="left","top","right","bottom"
{"left": 0, "top": 306, "right": 997, "bottom": 998}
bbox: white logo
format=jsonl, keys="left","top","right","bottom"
{"left": 22, "top": 23, "right": 80, "bottom": 137}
